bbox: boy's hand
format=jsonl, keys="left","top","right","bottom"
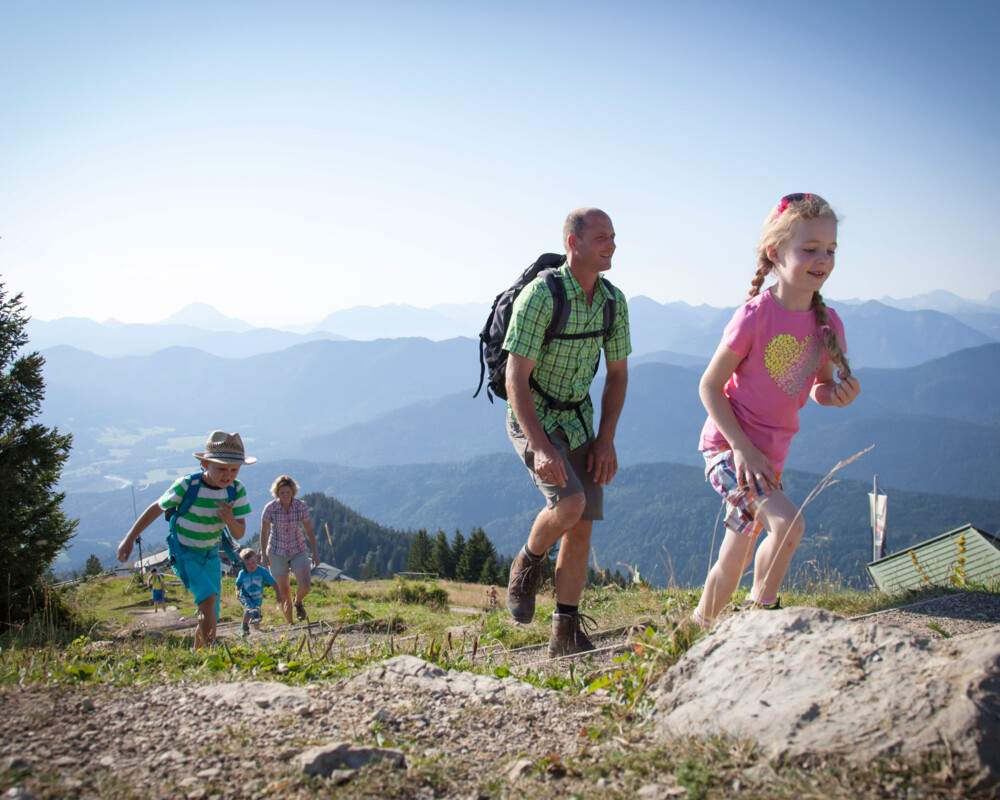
{"left": 117, "top": 538, "right": 133, "bottom": 563}
{"left": 216, "top": 500, "right": 236, "bottom": 523}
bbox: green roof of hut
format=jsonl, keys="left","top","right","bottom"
{"left": 867, "top": 523, "right": 1000, "bottom": 593}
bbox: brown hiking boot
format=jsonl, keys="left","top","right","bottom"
{"left": 548, "top": 611, "right": 597, "bottom": 658}
{"left": 506, "top": 547, "right": 545, "bottom": 623}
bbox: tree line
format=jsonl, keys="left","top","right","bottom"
{"left": 302, "top": 492, "right": 414, "bottom": 580}
{"left": 406, "top": 527, "right": 509, "bottom": 585}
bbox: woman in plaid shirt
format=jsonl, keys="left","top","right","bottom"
{"left": 260, "top": 475, "right": 320, "bottom": 623}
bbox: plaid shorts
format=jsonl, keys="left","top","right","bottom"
{"left": 703, "top": 448, "right": 782, "bottom": 539}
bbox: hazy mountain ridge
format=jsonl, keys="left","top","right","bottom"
{"left": 29, "top": 294, "right": 999, "bottom": 361}
{"left": 282, "top": 346, "right": 1000, "bottom": 500}
{"left": 38, "top": 334, "right": 1000, "bottom": 501}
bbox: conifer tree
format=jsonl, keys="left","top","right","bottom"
{"left": 450, "top": 530, "right": 465, "bottom": 574}
{"left": 0, "top": 282, "right": 76, "bottom": 622}
{"left": 406, "top": 529, "right": 433, "bottom": 573}
{"left": 428, "top": 529, "right": 453, "bottom": 578}
{"left": 456, "top": 527, "right": 499, "bottom": 584}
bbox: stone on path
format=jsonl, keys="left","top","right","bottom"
{"left": 359, "top": 654, "right": 548, "bottom": 703}
{"left": 298, "top": 742, "right": 405, "bottom": 777}
{"left": 193, "top": 681, "right": 313, "bottom": 714}
{"left": 649, "top": 607, "right": 1000, "bottom": 779}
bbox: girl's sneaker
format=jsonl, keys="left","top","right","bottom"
{"left": 240, "top": 623, "right": 250, "bottom": 636}
{"left": 739, "top": 596, "right": 781, "bottom": 611}
{"left": 295, "top": 601, "right": 307, "bottom": 621}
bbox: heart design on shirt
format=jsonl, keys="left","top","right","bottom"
{"left": 764, "top": 333, "right": 822, "bottom": 396}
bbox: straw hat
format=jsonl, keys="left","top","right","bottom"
{"left": 193, "top": 431, "right": 257, "bottom": 464}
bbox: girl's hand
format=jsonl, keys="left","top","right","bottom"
{"left": 732, "top": 446, "right": 778, "bottom": 496}
{"left": 829, "top": 374, "right": 861, "bottom": 407}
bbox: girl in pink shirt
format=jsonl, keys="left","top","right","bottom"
{"left": 692, "top": 194, "right": 861, "bottom": 629}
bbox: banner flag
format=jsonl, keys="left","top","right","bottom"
{"left": 869, "top": 491, "right": 887, "bottom": 559}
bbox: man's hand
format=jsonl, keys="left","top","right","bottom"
{"left": 588, "top": 436, "right": 618, "bottom": 486}
{"left": 533, "top": 441, "right": 567, "bottom": 487}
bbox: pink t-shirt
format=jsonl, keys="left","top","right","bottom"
{"left": 698, "top": 289, "right": 846, "bottom": 472}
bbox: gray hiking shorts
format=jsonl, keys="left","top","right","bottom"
{"left": 506, "top": 415, "right": 603, "bottom": 521}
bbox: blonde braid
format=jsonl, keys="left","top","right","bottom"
{"left": 811, "top": 292, "right": 851, "bottom": 378}
{"left": 748, "top": 244, "right": 772, "bottom": 300}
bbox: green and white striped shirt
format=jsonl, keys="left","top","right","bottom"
{"left": 503, "top": 265, "right": 631, "bottom": 449}
{"left": 157, "top": 474, "right": 252, "bottom": 550}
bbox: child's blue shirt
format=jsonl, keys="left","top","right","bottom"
{"left": 235, "top": 566, "right": 275, "bottom": 609}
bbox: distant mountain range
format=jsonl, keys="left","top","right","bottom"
{"left": 28, "top": 293, "right": 999, "bottom": 362}
{"left": 30, "top": 293, "right": 1000, "bottom": 581}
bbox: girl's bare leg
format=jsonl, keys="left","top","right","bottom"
{"left": 694, "top": 529, "right": 755, "bottom": 624}
{"left": 749, "top": 490, "right": 805, "bottom": 602}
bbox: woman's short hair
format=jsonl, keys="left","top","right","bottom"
{"left": 269, "top": 475, "right": 299, "bottom": 497}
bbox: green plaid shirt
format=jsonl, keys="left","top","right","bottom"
{"left": 504, "top": 265, "right": 631, "bottom": 449}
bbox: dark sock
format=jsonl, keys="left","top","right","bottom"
{"left": 556, "top": 603, "right": 578, "bottom": 616}
{"left": 524, "top": 546, "right": 544, "bottom": 561}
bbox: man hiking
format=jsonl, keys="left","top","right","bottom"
{"left": 503, "top": 207, "right": 631, "bottom": 657}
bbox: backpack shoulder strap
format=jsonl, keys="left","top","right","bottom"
{"left": 176, "top": 473, "right": 203, "bottom": 518}
{"left": 541, "top": 268, "right": 569, "bottom": 345}
{"left": 600, "top": 276, "right": 618, "bottom": 336}
{"left": 168, "top": 472, "right": 203, "bottom": 536}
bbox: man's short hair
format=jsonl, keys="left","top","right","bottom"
{"left": 563, "top": 207, "right": 608, "bottom": 245}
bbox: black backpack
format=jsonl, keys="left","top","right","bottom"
{"left": 474, "top": 253, "right": 617, "bottom": 413}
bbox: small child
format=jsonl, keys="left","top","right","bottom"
{"left": 148, "top": 568, "right": 166, "bottom": 612}
{"left": 117, "top": 431, "right": 255, "bottom": 651}
{"left": 235, "top": 548, "right": 276, "bottom": 635}
{"left": 692, "top": 194, "right": 861, "bottom": 629}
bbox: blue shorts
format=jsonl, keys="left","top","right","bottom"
{"left": 152, "top": 589, "right": 165, "bottom": 603}
{"left": 703, "top": 448, "right": 782, "bottom": 539}
{"left": 174, "top": 545, "right": 222, "bottom": 619}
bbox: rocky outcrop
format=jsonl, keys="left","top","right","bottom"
{"left": 650, "top": 607, "right": 1000, "bottom": 779}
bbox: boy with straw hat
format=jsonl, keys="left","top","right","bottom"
{"left": 118, "top": 431, "right": 255, "bottom": 650}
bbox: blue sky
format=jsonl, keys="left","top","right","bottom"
{"left": 1, "top": 0, "right": 997, "bottom": 327}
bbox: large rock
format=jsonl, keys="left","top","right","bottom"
{"left": 650, "top": 607, "right": 1000, "bottom": 778}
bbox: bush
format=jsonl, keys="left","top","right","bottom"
{"left": 389, "top": 578, "right": 449, "bottom": 611}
